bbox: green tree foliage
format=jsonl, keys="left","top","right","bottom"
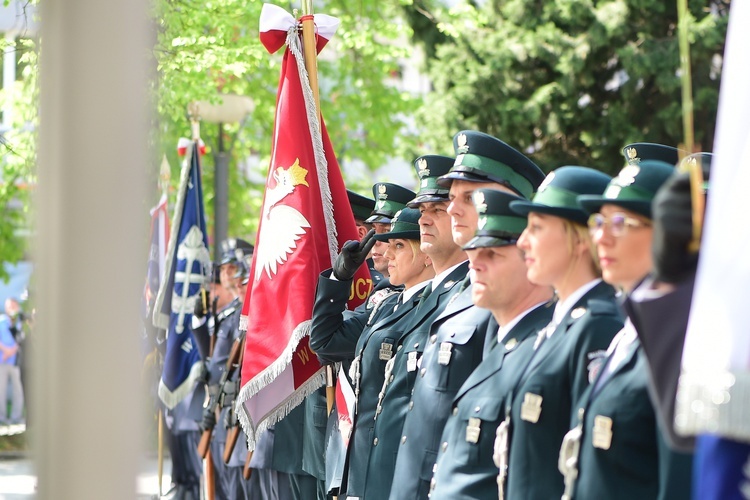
{"left": 153, "top": 0, "right": 421, "bottom": 244}
{"left": 403, "top": 0, "right": 728, "bottom": 173}
{"left": 0, "top": 38, "right": 37, "bottom": 281}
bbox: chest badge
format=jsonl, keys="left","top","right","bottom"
{"left": 438, "top": 342, "right": 453, "bottom": 365}
{"left": 466, "top": 417, "right": 481, "bottom": 444}
{"left": 407, "top": 351, "right": 419, "bottom": 372}
{"left": 520, "top": 393, "right": 543, "bottom": 423}
{"left": 592, "top": 415, "right": 613, "bottom": 450}
{"left": 379, "top": 342, "right": 393, "bottom": 361}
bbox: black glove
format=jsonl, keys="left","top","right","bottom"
{"left": 194, "top": 289, "right": 208, "bottom": 318}
{"left": 332, "top": 229, "right": 377, "bottom": 281}
{"left": 652, "top": 172, "right": 701, "bottom": 284}
{"left": 200, "top": 408, "right": 217, "bottom": 432}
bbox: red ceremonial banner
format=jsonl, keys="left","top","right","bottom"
{"left": 235, "top": 4, "right": 369, "bottom": 448}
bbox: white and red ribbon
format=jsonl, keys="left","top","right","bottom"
{"left": 259, "top": 3, "right": 340, "bottom": 54}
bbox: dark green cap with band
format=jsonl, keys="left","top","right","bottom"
{"left": 372, "top": 207, "right": 421, "bottom": 241}
{"left": 678, "top": 152, "right": 712, "bottom": 193}
{"left": 407, "top": 155, "right": 454, "bottom": 207}
{"left": 578, "top": 160, "right": 675, "bottom": 218}
{"left": 510, "top": 166, "right": 612, "bottom": 225}
{"left": 437, "top": 130, "right": 545, "bottom": 200}
{"left": 347, "top": 190, "right": 376, "bottom": 221}
{"left": 622, "top": 142, "right": 681, "bottom": 166}
{"left": 463, "top": 189, "right": 528, "bottom": 250}
{"left": 366, "top": 183, "right": 417, "bottom": 223}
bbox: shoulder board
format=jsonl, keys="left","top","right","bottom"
{"left": 586, "top": 298, "right": 619, "bottom": 317}
{"left": 218, "top": 305, "right": 237, "bottom": 321}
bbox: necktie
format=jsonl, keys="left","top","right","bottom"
{"left": 417, "top": 282, "right": 433, "bottom": 309}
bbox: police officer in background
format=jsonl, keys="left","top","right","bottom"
{"left": 391, "top": 131, "right": 547, "bottom": 499}
{"left": 430, "top": 189, "right": 554, "bottom": 500}
{"left": 199, "top": 237, "right": 254, "bottom": 499}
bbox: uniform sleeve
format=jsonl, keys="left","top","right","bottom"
{"left": 309, "top": 272, "right": 370, "bottom": 360}
{"left": 656, "top": 425, "right": 694, "bottom": 500}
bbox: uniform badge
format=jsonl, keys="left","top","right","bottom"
{"left": 407, "top": 351, "right": 419, "bottom": 372}
{"left": 520, "top": 393, "right": 543, "bottom": 423}
{"left": 592, "top": 415, "right": 613, "bottom": 450}
{"left": 570, "top": 307, "right": 587, "bottom": 319}
{"left": 587, "top": 349, "right": 608, "bottom": 384}
{"left": 466, "top": 417, "right": 481, "bottom": 444}
{"left": 504, "top": 338, "right": 518, "bottom": 350}
{"left": 379, "top": 342, "right": 393, "bottom": 361}
{"left": 438, "top": 342, "right": 453, "bottom": 365}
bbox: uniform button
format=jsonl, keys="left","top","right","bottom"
{"left": 442, "top": 442, "right": 448, "bottom": 452}
{"left": 452, "top": 407, "right": 458, "bottom": 416}
{"left": 373, "top": 438, "right": 379, "bottom": 446}
{"left": 408, "top": 401, "right": 414, "bottom": 410}
{"left": 397, "top": 345, "right": 403, "bottom": 351}
{"left": 389, "top": 375, "right": 394, "bottom": 382}
{"left": 474, "top": 406, "right": 481, "bottom": 413}
{"left": 420, "top": 368, "right": 426, "bottom": 377}
{"left": 401, "top": 436, "right": 407, "bottom": 444}
{"left": 430, "top": 335, "right": 437, "bottom": 344}
{"left": 414, "top": 342, "right": 420, "bottom": 348}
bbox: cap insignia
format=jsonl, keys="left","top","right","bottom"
{"left": 378, "top": 184, "right": 387, "bottom": 194}
{"left": 392, "top": 210, "right": 402, "bottom": 223}
{"left": 418, "top": 158, "right": 430, "bottom": 177}
{"left": 626, "top": 147, "right": 640, "bottom": 165}
{"left": 478, "top": 216, "right": 488, "bottom": 230}
{"left": 456, "top": 133, "right": 469, "bottom": 153}
{"left": 376, "top": 200, "right": 386, "bottom": 209}
{"left": 538, "top": 172, "right": 555, "bottom": 193}
{"left": 473, "top": 191, "right": 487, "bottom": 213}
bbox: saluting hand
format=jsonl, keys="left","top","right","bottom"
{"left": 332, "top": 229, "right": 377, "bottom": 281}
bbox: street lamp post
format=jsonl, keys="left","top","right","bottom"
{"left": 188, "top": 95, "right": 254, "bottom": 261}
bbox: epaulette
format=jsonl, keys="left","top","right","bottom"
{"left": 217, "top": 304, "right": 238, "bottom": 322}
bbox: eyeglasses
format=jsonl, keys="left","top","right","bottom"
{"left": 587, "top": 212, "right": 651, "bottom": 237}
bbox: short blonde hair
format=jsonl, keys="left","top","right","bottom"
{"left": 562, "top": 219, "right": 601, "bottom": 276}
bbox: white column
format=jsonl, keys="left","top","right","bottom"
{"left": 35, "top": 1, "right": 149, "bottom": 498}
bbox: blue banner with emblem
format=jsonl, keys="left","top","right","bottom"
{"left": 152, "top": 140, "right": 210, "bottom": 409}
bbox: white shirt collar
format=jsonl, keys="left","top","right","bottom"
{"left": 402, "top": 280, "right": 431, "bottom": 303}
{"left": 497, "top": 301, "right": 550, "bottom": 343}
{"left": 552, "top": 278, "right": 602, "bottom": 326}
{"left": 431, "top": 260, "right": 468, "bottom": 290}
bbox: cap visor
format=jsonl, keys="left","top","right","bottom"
{"left": 509, "top": 200, "right": 589, "bottom": 225}
{"left": 436, "top": 170, "right": 486, "bottom": 188}
{"left": 366, "top": 214, "right": 392, "bottom": 224}
{"left": 373, "top": 230, "right": 420, "bottom": 242}
{"left": 463, "top": 235, "right": 518, "bottom": 250}
{"left": 406, "top": 193, "right": 449, "bottom": 208}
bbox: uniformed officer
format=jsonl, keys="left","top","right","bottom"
{"left": 363, "top": 155, "right": 470, "bottom": 499}
{"left": 309, "top": 207, "right": 434, "bottom": 500}
{"left": 302, "top": 189, "right": 380, "bottom": 500}
{"left": 390, "top": 131, "right": 546, "bottom": 500}
{"left": 366, "top": 182, "right": 417, "bottom": 280}
{"left": 624, "top": 151, "right": 711, "bottom": 453}
{"left": 319, "top": 183, "right": 417, "bottom": 498}
{"left": 429, "top": 189, "right": 554, "bottom": 500}
{"left": 553, "top": 158, "right": 692, "bottom": 500}
{"left": 500, "top": 167, "right": 623, "bottom": 499}
{"left": 199, "top": 237, "right": 254, "bottom": 499}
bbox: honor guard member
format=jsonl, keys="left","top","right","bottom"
{"left": 430, "top": 190, "right": 554, "bottom": 500}
{"left": 500, "top": 167, "right": 623, "bottom": 500}
{"left": 367, "top": 182, "right": 418, "bottom": 277}
{"left": 553, "top": 158, "right": 692, "bottom": 500}
{"left": 364, "top": 155, "right": 469, "bottom": 499}
{"left": 319, "top": 183, "right": 418, "bottom": 498}
{"left": 624, "top": 152, "right": 712, "bottom": 453}
{"left": 390, "top": 131, "right": 546, "bottom": 500}
{"left": 301, "top": 189, "right": 380, "bottom": 500}
{"left": 200, "top": 237, "right": 253, "bottom": 499}
{"left": 310, "top": 207, "right": 434, "bottom": 500}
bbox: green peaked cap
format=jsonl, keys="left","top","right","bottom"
{"left": 407, "top": 155, "right": 454, "bottom": 207}
{"left": 622, "top": 142, "right": 681, "bottom": 166}
{"left": 438, "top": 130, "right": 545, "bottom": 200}
{"left": 463, "top": 189, "right": 528, "bottom": 250}
{"left": 510, "top": 166, "right": 612, "bottom": 225}
{"left": 367, "top": 183, "right": 417, "bottom": 223}
{"left": 578, "top": 160, "right": 675, "bottom": 218}
{"left": 347, "top": 189, "right": 376, "bottom": 220}
{"left": 372, "top": 207, "right": 421, "bottom": 241}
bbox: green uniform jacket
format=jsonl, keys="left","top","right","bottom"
{"left": 430, "top": 303, "right": 554, "bottom": 500}
{"left": 364, "top": 262, "right": 470, "bottom": 500}
{"left": 389, "top": 283, "right": 494, "bottom": 500}
{"left": 309, "top": 272, "right": 418, "bottom": 498}
{"left": 506, "top": 281, "right": 623, "bottom": 500}
{"left": 571, "top": 330, "right": 693, "bottom": 499}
